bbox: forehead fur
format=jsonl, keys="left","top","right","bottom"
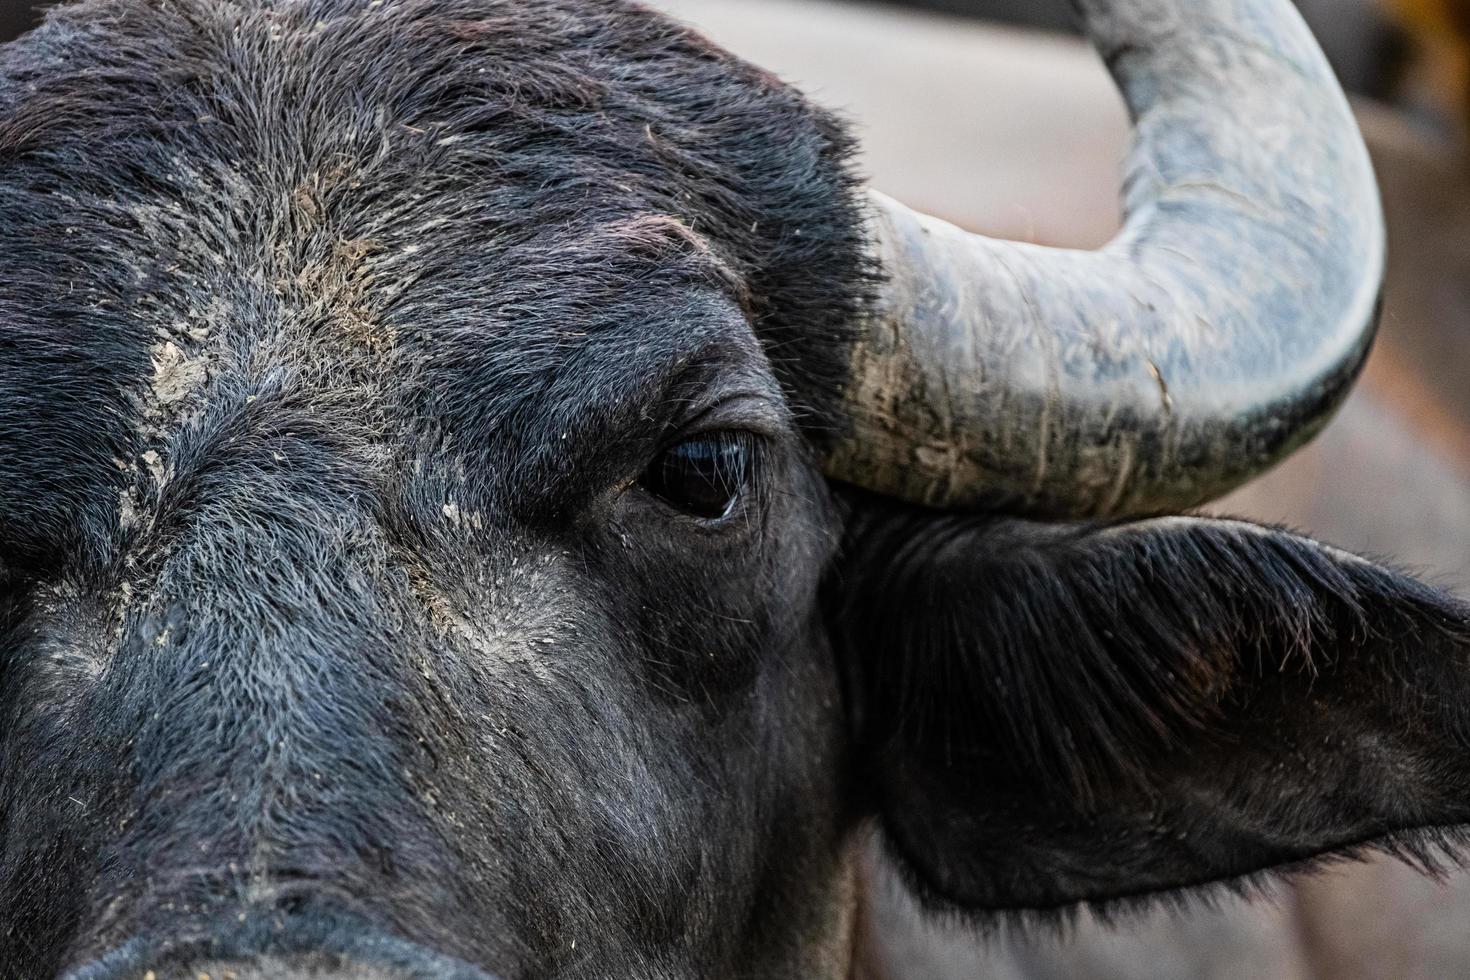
{"left": 0, "top": 0, "right": 868, "bottom": 558}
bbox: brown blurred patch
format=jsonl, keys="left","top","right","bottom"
{"left": 1353, "top": 104, "right": 1470, "bottom": 476}
{"left": 1383, "top": 0, "right": 1470, "bottom": 133}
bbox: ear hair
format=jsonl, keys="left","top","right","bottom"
{"left": 830, "top": 510, "right": 1470, "bottom": 805}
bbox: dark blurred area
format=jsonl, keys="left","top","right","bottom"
{"left": 0, "top": 1, "right": 37, "bottom": 43}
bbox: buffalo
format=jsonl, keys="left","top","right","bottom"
{"left": 1, "top": 0, "right": 1467, "bottom": 978}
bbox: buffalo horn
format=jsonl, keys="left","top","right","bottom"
{"left": 825, "top": 0, "right": 1385, "bottom": 517}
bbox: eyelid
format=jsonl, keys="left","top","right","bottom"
{"left": 675, "top": 392, "right": 788, "bottom": 443}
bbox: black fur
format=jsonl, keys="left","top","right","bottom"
{"left": 0, "top": 1, "right": 865, "bottom": 977}
{"left": 831, "top": 499, "right": 1470, "bottom": 913}
{"left": 1, "top": 0, "right": 1469, "bottom": 978}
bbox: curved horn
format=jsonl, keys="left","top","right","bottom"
{"left": 825, "top": 0, "right": 1384, "bottom": 517}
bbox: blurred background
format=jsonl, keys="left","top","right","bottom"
{"left": 3, "top": 0, "right": 1469, "bottom": 976}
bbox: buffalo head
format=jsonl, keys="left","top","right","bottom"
{"left": 0, "top": 1, "right": 1464, "bottom": 978}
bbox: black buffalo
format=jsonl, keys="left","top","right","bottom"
{"left": 0, "top": 0, "right": 1466, "bottom": 978}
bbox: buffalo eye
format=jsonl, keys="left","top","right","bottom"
{"left": 640, "top": 432, "right": 753, "bottom": 520}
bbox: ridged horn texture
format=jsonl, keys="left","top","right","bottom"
{"left": 825, "top": 0, "right": 1385, "bottom": 517}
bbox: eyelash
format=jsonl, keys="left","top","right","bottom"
{"left": 637, "top": 430, "right": 757, "bottom": 522}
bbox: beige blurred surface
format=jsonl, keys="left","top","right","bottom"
{"left": 652, "top": 0, "right": 1470, "bottom": 977}
{"left": 653, "top": 0, "right": 1128, "bottom": 248}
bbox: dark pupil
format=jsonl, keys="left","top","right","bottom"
{"left": 646, "top": 434, "right": 750, "bottom": 519}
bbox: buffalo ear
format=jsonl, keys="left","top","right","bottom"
{"left": 828, "top": 502, "right": 1470, "bottom": 913}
